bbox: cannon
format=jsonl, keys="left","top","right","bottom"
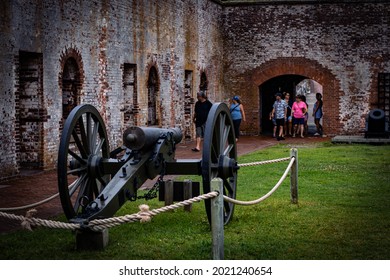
{"left": 364, "top": 109, "right": 389, "bottom": 138}
{"left": 57, "top": 103, "right": 238, "bottom": 225}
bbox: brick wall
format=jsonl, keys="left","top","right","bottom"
{"left": 0, "top": 0, "right": 224, "bottom": 179}
{"left": 221, "top": 2, "right": 390, "bottom": 135}
{"left": 1, "top": 1, "right": 390, "bottom": 180}
{"left": 0, "top": 1, "right": 18, "bottom": 179}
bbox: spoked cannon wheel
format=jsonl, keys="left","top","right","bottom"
{"left": 58, "top": 104, "right": 110, "bottom": 220}
{"left": 202, "top": 103, "right": 238, "bottom": 225}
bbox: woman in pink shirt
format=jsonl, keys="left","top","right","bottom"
{"left": 291, "top": 95, "right": 307, "bottom": 138}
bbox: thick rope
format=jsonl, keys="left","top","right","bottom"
{"left": 0, "top": 191, "right": 218, "bottom": 232}
{"left": 0, "top": 209, "right": 80, "bottom": 231}
{"left": 0, "top": 158, "right": 289, "bottom": 212}
{"left": 0, "top": 180, "right": 77, "bottom": 212}
{"left": 88, "top": 191, "right": 218, "bottom": 231}
{"left": 238, "top": 157, "right": 290, "bottom": 167}
{"left": 0, "top": 156, "right": 294, "bottom": 231}
{"left": 0, "top": 193, "right": 60, "bottom": 212}
{"left": 224, "top": 157, "right": 295, "bottom": 205}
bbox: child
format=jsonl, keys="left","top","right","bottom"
{"left": 269, "top": 111, "right": 277, "bottom": 138}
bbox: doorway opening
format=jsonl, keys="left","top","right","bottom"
{"left": 184, "top": 70, "right": 195, "bottom": 140}
{"left": 147, "top": 66, "right": 159, "bottom": 126}
{"left": 16, "top": 51, "right": 45, "bottom": 169}
{"left": 259, "top": 75, "right": 323, "bottom": 135}
{"left": 122, "top": 63, "right": 138, "bottom": 127}
{"left": 61, "top": 57, "right": 81, "bottom": 128}
{"left": 199, "top": 71, "right": 208, "bottom": 96}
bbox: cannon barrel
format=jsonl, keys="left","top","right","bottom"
{"left": 123, "top": 126, "right": 183, "bottom": 150}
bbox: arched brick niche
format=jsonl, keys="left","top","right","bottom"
{"left": 248, "top": 57, "right": 343, "bottom": 136}
{"left": 58, "top": 47, "right": 85, "bottom": 127}
{"left": 145, "top": 60, "right": 161, "bottom": 127}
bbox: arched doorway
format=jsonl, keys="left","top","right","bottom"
{"left": 296, "top": 79, "right": 323, "bottom": 133}
{"left": 259, "top": 74, "right": 306, "bottom": 135}
{"left": 59, "top": 48, "right": 84, "bottom": 130}
{"left": 199, "top": 71, "right": 208, "bottom": 96}
{"left": 252, "top": 57, "right": 341, "bottom": 136}
{"left": 147, "top": 66, "right": 159, "bottom": 126}
{"left": 61, "top": 58, "right": 81, "bottom": 126}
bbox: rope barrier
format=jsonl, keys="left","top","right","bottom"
{"left": 224, "top": 157, "right": 295, "bottom": 205}
{"left": 0, "top": 209, "right": 80, "bottom": 231}
{"left": 0, "top": 157, "right": 290, "bottom": 212}
{"left": 238, "top": 157, "right": 290, "bottom": 167}
{"left": 0, "top": 191, "right": 219, "bottom": 232}
{"left": 87, "top": 191, "right": 218, "bottom": 231}
{"left": 0, "top": 180, "right": 76, "bottom": 212}
{"left": 0, "top": 155, "right": 294, "bottom": 231}
{"left": 0, "top": 193, "right": 60, "bottom": 212}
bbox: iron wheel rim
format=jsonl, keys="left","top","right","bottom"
{"left": 57, "top": 104, "right": 110, "bottom": 220}
{"left": 202, "top": 103, "right": 238, "bottom": 225}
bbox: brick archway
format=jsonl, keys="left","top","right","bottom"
{"left": 145, "top": 60, "right": 161, "bottom": 127}
{"left": 58, "top": 47, "right": 85, "bottom": 128}
{"left": 252, "top": 57, "right": 342, "bottom": 136}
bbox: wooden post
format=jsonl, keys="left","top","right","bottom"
{"left": 290, "top": 148, "right": 298, "bottom": 204}
{"left": 211, "top": 177, "right": 224, "bottom": 260}
{"left": 75, "top": 229, "right": 109, "bottom": 250}
{"left": 164, "top": 179, "right": 174, "bottom": 206}
{"left": 183, "top": 179, "right": 192, "bottom": 212}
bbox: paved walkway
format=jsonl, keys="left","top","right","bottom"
{"left": 0, "top": 135, "right": 328, "bottom": 233}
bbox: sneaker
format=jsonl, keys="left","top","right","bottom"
{"left": 314, "top": 133, "right": 320, "bottom": 136}
{"left": 280, "top": 137, "right": 285, "bottom": 140}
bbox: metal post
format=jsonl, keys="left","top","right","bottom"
{"left": 290, "top": 148, "right": 298, "bottom": 204}
{"left": 211, "top": 177, "right": 224, "bottom": 260}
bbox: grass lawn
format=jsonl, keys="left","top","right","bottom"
{"left": 0, "top": 142, "right": 389, "bottom": 260}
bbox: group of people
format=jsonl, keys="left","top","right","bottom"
{"left": 191, "top": 92, "right": 245, "bottom": 152}
{"left": 270, "top": 92, "right": 323, "bottom": 140}
{"left": 191, "top": 90, "right": 323, "bottom": 152}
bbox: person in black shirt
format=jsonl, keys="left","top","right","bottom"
{"left": 192, "top": 92, "right": 212, "bottom": 152}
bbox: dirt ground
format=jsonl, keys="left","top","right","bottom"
{"left": 0, "top": 135, "right": 328, "bottom": 233}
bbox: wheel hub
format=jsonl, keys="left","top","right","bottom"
{"left": 87, "top": 155, "right": 103, "bottom": 179}
{"left": 218, "top": 154, "right": 239, "bottom": 179}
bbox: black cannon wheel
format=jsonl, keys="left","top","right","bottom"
{"left": 58, "top": 104, "right": 110, "bottom": 220}
{"left": 202, "top": 103, "right": 238, "bottom": 225}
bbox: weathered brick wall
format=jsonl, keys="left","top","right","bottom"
{"left": 0, "top": 1, "right": 21, "bottom": 179}
{"left": 0, "top": 0, "right": 224, "bottom": 179}
{"left": 2, "top": 0, "right": 389, "bottom": 180}
{"left": 221, "top": 2, "right": 390, "bottom": 135}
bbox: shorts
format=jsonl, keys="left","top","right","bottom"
{"left": 275, "top": 118, "right": 285, "bottom": 126}
{"left": 293, "top": 118, "right": 305, "bottom": 125}
{"left": 196, "top": 125, "right": 205, "bottom": 138}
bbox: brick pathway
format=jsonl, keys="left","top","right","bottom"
{"left": 0, "top": 135, "right": 328, "bottom": 233}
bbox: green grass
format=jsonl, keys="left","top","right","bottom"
{"left": 1, "top": 142, "right": 389, "bottom": 260}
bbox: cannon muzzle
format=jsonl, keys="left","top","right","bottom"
{"left": 123, "top": 126, "right": 183, "bottom": 150}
